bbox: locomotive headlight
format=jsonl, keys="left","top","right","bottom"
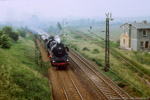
{"left": 67, "top": 59, "right": 69, "bottom": 62}
{"left": 52, "top": 61, "right": 55, "bottom": 63}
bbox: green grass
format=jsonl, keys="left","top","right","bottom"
{"left": 62, "top": 28, "right": 150, "bottom": 97}
{"left": 111, "top": 48, "right": 150, "bottom": 77}
{"left": 0, "top": 35, "right": 51, "bottom": 100}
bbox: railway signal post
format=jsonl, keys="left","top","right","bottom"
{"left": 104, "top": 13, "right": 113, "bottom": 72}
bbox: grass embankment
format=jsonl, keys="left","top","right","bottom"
{"left": 0, "top": 34, "right": 51, "bottom": 100}
{"left": 62, "top": 28, "right": 150, "bottom": 97}
{"left": 112, "top": 49, "right": 150, "bottom": 77}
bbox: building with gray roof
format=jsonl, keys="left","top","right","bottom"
{"left": 120, "top": 20, "right": 150, "bottom": 51}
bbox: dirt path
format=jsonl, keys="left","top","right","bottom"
{"left": 36, "top": 39, "right": 49, "bottom": 62}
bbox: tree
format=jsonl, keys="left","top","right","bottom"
{"left": 1, "top": 34, "right": 11, "bottom": 49}
{"left": 57, "top": 22, "right": 62, "bottom": 31}
{"left": 11, "top": 31, "right": 19, "bottom": 42}
{"left": 2, "top": 26, "right": 19, "bottom": 42}
{"left": 0, "top": 30, "right": 3, "bottom": 45}
{"left": 17, "top": 29, "right": 26, "bottom": 37}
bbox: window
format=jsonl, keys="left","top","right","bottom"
{"left": 145, "top": 41, "right": 149, "bottom": 48}
{"left": 142, "top": 30, "right": 147, "bottom": 36}
{"left": 140, "top": 41, "right": 144, "bottom": 47}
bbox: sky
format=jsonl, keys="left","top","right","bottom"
{"left": 0, "top": 0, "right": 150, "bottom": 21}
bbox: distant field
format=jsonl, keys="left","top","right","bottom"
{"left": 0, "top": 34, "right": 51, "bottom": 100}
{"left": 77, "top": 26, "right": 121, "bottom": 41}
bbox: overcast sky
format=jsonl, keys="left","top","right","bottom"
{"left": 0, "top": 0, "right": 150, "bottom": 21}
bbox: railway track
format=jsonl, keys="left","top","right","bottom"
{"left": 69, "top": 49, "right": 131, "bottom": 100}
{"left": 57, "top": 69, "right": 84, "bottom": 100}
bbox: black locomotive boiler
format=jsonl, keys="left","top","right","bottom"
{"left": 47, "top": 36, "right": 69, "bottom": 68}
{"left": 27, "top": 27, "right": 69, "bottom": 69}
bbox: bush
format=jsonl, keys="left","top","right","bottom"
{"left": 11, "top": 31, "right": 19, "bottom": 41}
{"left": 82, "top": 47, "right": 90, "bottom": 51}
{"left": 92, "top": 48, "right": 99, "bottom": 54}
{"left": 90, "top": 58, "right": 102, "bottom": 66}
{"left": 2, "top": 26, "right": 19, "bottom": 41}
{"left": 1, "top": 34, "right": 11, "bottom": 49}
{"left": 0, "top": 31, "right": 11, "bottom": 49}
{"left": 110, "top": 41, "right": 119, "bottom": 48}
{"left": 18, "top": 29, "right": 27, "bottom": 37}
{"left": 75, "top": 35, "right": 82, "bottom": 39}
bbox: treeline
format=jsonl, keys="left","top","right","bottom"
{"left": 0, "top": 26, "right": 27, "bottom": 49}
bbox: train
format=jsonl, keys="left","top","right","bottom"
{"left": 47, "top": 35, "right": 69, "bottom": 68}
{"left": 27, "top": 27, "right": 69, "bottom": 68}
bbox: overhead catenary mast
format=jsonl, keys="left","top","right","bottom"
{"left": 104, "top": 13, "right": 113, "bottom": 72}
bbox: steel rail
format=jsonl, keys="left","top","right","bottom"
{"left": 69, "top": 57, "right": 109, "bottom": 100}
{"left": 57, "top": 71, "right": 69, "bottom": 100}
{"left": 66, "top": 71, "right": 84, "bottom": 100}
{"left": 57, "top": 70, "right": 84, "bottom": 100}
{"left": 71, "top": 49, "right": 131, "bottom": 98}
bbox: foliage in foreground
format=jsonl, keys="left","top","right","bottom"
{"left": 0, "top": 31, "right": 11, "bottom": 49}
{"left": 0, "top": 35, "right": 51, "bottom": 100}
{"left": 2, "top": 26, "right": 19, "bottom": 42}
{"left": 0, "top": 26, "right": 20, "bottom": 49}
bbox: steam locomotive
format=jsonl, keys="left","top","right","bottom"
{"left": 46, "top": 36, "right": 69, "bottom": 68}
{"left": 27, "top": 27, "right": 69, "bottom": 68}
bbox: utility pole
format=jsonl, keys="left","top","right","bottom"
{"left": 104, "top": 13, "right": 113, "bottom": 72}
